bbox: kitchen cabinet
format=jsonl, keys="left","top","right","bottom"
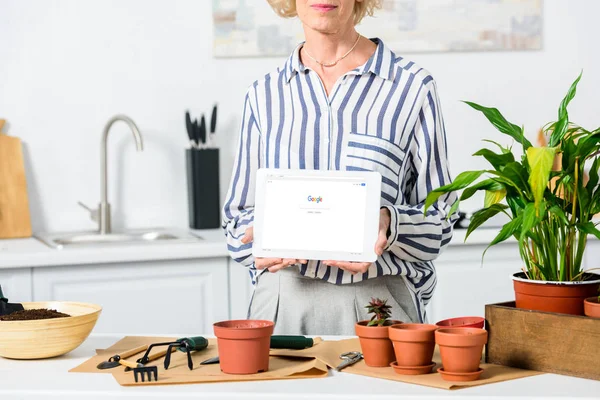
{"left": 32, "top": 258, "right": 229, "bottom": 334}
{"left": 0, "top": 268, "right": 32, "bottom": 302}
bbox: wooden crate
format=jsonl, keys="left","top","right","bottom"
{"left": 485, "top": 301, "right": 600, "bottom": 381}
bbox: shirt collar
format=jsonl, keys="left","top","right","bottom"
{"left": 284, "top": 38, "right": 397, "bottom": 83}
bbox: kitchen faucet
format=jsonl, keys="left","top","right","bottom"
{"left": 78, "top": 115, "right": 144, "bottom": 234}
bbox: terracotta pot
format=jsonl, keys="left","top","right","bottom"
{"left": 388, "top": 323, "right": 438, "bottom": 367}
{"left": 435, "top": 328, "right": 487, "bottom": 374}
{"left": 436, "top": 316, "right": 484, "bottom": 329}
{"left": 355, "top": 320, "right": 402, "bottom": 367}
{"left": 513, "top": 272, "right": 600, "bottom": 315}
{"left": 213, "top": 320, "right": 274, "bottom": 374}
{"left": 584, "top": 297, "right": 600, "bottom": 318}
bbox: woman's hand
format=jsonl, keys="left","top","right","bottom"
{"left": 323, "top": 208, "right": 391, "bottom": 274}
{"left": 242, "top": 227, "right": 308, "bottom": 273}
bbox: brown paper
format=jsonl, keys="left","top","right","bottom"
{"left": 70, "top": 336, "right": 328, "bottom": 386}
{"left": 271, "top": 338, "right": 544, "bottom": 390}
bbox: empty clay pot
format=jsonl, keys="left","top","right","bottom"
{"left": 584, "top": 297, "right": 600, "bottom": 318}
{"left": 436, "top": 316, "right": 484, "bottom": 329}
{"left": 435, "top": 328, "right": 487, "bottom": 374}
{"left": 355, "top": 320, "right": 402, "bottom": 367}
{"left": 512, "top": 272, "right": 600, "bottom": 315}
{"left": 388, "top": 323, "right": 438, "bottom": 367}
{"left": 213, "top": 320, "right": 274, "bottom": 374}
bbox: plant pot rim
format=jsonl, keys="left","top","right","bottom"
{"left": 512, "top": 272, "right": 600, "bottom": 286}
{"left": 435, "top": 316, "right": 484, "bottom": 328}
{"left": 584, "top": 297, "right": 600, "bottom": 304}
{"left": 435, "top": 327, "right": 487, "bottom": 336}
{"left": 213, "top": 320, "right": 274, "bottom": 329}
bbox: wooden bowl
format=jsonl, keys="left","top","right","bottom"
{"left": 0, "top": 301, "right": 101, "bottom": 359}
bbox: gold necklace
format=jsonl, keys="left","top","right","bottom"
{"left": 303, "top": 34, "right": 362, "bottom": 67}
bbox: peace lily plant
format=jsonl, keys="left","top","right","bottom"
{"left": 425, "top": 73, "right": 600, "bottom": 314}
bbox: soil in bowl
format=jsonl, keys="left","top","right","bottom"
{"left": 0, "top": 309, "right": 71, "bottom": 321}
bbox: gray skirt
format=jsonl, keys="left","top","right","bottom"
{"left": 248, "top": 266, "right": 419, "bottom": 335}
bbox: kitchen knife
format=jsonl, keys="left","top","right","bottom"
{"left": 199, "top": 114, "right": 207, "bottom": 148}
{"left": 209, "top": 104, "right": 217, "bottom": 148}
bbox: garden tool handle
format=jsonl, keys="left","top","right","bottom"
{"left": 270, "top": 335, "right": 314, "bottom": 349}
{"left": 145, "top": 347, "right": 176, "bottom": 362}
{"left": 119, "top": 345, "right": 149, "bottom": 360}
{"left": 176, "top": 336, "right": 208, "bottom": 352}
{"left": 119, "top": 359, "right": 141, "bottom": 369}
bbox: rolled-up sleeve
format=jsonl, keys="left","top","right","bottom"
{"left": 222, "top": 89, "right": 261, "bottom": 270}
{"left": 382, "top": 80, "right": 458, "bottom": 262}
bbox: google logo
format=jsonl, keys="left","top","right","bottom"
{"left": 307, "top": 196, "right": 323, "bottom": 204}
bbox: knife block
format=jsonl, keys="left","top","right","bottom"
{"left": 186, "top": 148, "right": 220, "bottom": 229}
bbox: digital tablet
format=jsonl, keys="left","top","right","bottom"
{"left": 253, "top": 169, "right": 382, "bottom": 262}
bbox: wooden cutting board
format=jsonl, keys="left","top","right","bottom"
{"left": 0, "top": 120, "right": 32, "bottom": 238}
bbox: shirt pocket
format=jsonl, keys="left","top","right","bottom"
{"left": 342, "top": 133, "right": 405, "bottom": 205}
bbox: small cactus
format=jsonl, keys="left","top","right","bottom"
{"left": 366, "top": 297, "right": 392, "bottom": 326}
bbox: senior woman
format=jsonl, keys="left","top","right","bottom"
{"left": 222, "top": 0, "right": 457, "bottom": 335}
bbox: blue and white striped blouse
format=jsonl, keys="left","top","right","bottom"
{"left": 222, "top": 38, "right": 458, "bottom": 322}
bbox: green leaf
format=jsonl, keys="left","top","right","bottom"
{"left": 482, "top": 139, "right": 512, "bottom": 154}
{"left": 484, "top": 189, "right": 507, "bottom": 208}
{"left": 519, "top": 202, "right": 543, "bottom": 244}
{"left": 424, "top": 170, "right": 485, "bottom": 211}
{"left": 461, "top": 179, "right": 505, "bottom": 201}
{"left": 587, "top": 157, "right": 600, "bottom": 191}
{"left": 548, "top": 205, "right": 568, "bottom": 225}
{"left": 492, "top": 162, "right": 530, "bottom": 197}
{"left": 482, "top": 214, "right": 523, "bottom": 260}
{"left": 526, "top": 146, "right": 556, "bottom": 214}
{"left": 465, "top": 204, "right": 509, "bottom": 241}
{"left": 473, "top": 148, "right": 515, "bottom": 170}
{"left": 463, "top": 101, "right": 532, "bottom": 149}
{"left": 578, "top": 221, "right": 600, "bottom": 240}
{"left": 549, "top": 72, "right": 582, "bottom": 147}
{"left": 447, "top": 199, "right": 460, "bottom": 220}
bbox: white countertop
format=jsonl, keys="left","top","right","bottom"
{"left": 0, "top": 333, "right": 597, "bottom": 400}
{"left": 0, "top": 229, "right": 229, "bottom": 269}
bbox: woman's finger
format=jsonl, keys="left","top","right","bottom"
{"left": 374, "top": 232, "right": 387, "bottom": 256}
{"left": 241, "top": 227, "right": 254, "bottom": 244}
{"left": 323, "top": 261, "right": 372, "bottom": 274}
{"left": 267, "top": 259, "right": 297, "bottom": 273}
{"left": 255, "top": 258, "right": 282, "bottom": 270}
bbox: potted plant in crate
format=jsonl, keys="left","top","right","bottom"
{"left": 355, "top": 298, "right": 402, "bottom": 367}
{"left": 425, "top": 73, "right": 600, "bottom": 315}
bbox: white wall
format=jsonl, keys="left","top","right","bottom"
{"left": 0, "top": 0, "right": 599, "bottom": 233}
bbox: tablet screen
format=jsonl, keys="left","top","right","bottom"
{"left": 261, "top": 174, "right": 368, "bottom": 254}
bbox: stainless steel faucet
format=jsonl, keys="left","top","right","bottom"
{"left": 79, "top": 115, "right": 144, "bottom": 234}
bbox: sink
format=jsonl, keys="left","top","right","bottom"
{"left": 35, "top": 229, "right": 202, "bottom": 249}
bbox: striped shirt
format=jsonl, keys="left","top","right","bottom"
{"left": 222, "top": 38, "right": 458, "bottom": 322}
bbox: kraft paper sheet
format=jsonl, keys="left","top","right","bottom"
{"left": 71, "top": 336, "right": 542, "bottom": 389}
{"left": 70, "top": 336, "right": 328, "bottom": 387}
{"left": 271, "top": 338, "right": 544, "bottom": 390}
